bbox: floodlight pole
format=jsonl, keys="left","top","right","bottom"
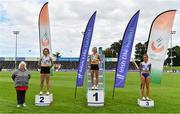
{"left": 170, "top": 31, "right": 176, "bottom": 72}
{"left": 13, "top": 31, "right": 20, "bottom": 69}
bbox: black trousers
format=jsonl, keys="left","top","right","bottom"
{"left": 16, "top": 90, "right": 26, "bottom": 105}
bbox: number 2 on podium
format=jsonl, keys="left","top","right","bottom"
{"left": 93, "top": 92, "right": 98, "bottom": 101}
{"left": 40, "top": 97, "right": 44, "bottom": 103}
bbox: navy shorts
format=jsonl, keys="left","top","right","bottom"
{"left": 90, "top": 64, "right": 99, "bottom": 70}
{"left": 40, "top": 66, "right": 50, "bottom": 74}
{"left": 141, "top": 73, "right": 150, "bottom": 78}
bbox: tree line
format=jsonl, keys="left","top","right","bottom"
{"left": 103, "top": 40, "right": 180, "bottom": 66}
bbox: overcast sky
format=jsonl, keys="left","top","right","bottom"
{"left": 0, "top": 0, "right": 179, "bottom": 58}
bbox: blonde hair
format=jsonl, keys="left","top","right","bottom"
{"left": 18, "top": 61, "right": 27, "bottom": 70}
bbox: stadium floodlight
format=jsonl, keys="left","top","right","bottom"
{"left": 13, "top": 31, "right": 20, "bottom": 69}
{"left": 170, "top": 31, "right": 176, "bottom": 72}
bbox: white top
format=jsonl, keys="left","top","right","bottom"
{"left": 90, "top": 53, "right": 99, "bottom": 64}
{"left": 40, "top": 55, "right": 52, "bottom": 67}
{"left": 141, "top": 61, "right": 151, "bottom": 73}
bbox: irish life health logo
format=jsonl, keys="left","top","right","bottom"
{"left": 151, "top": 38, "right": 165, "bottom": 53}
{"left": 41, "top": 31, "right": 49, "bottom": 47}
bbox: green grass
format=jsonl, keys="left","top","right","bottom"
{"left": 0, "top": 71, "right": 180, "bottom": 113}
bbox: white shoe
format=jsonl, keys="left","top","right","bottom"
{"left": 142, "top": 97, "right": 146, "bottom": 101}
{"left": 46, "top": 91, "right": 50, "bottom": 95}
{"left": 40, "top": 91, "right": 43, "bottom": 95}
{"left": 17, "top": 105, "right": 20, "bottom": 108}
{"left": 91, "top": 85, "right": 95, "bottom": 90}
{"left": 94, "top": 85, "right": 98, "bottom": 90}
{"left": 22, "top": 103, "right": 26, "bottom": 107}
{"left": 146, "top": 97, "right": 150, "bottom": 101}
{"left": 91, "top": 85, "right": 94, "bottom": 90}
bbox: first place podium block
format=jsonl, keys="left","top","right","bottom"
{"left": 35, "top": 94, "right": 53, "bottom": 106}
{"left": 137, "top": 99, "right": 154, "bottom": 108}
{"left": 87, "top": 90, "right": 104, "bottom": 107}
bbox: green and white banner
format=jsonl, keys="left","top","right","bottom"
{"left": 147, "top": 10, "right": 176, "bottom": 83}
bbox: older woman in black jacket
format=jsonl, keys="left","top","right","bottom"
{"left": 12, "top": 61, "right": 31, "bottom": 108}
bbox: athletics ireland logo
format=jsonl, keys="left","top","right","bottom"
{"left": 41, "top": 32, "right": 49, "bottom": 46}
{"left": 151, "top": 38, "right": 164, "bottom": 53}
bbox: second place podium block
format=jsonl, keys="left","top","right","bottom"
{"left": 35, "top": 94, "right": 53, "bottom": 106}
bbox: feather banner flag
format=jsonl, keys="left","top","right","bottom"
{"left": 114, "top": 10, "right": 140, "bottom": 88}
{"left": 147, "top": 10, "right": 176, "bottom": 83}
{"left": 76, "top": 11, "right": 96, "bottom": 87}
{"left": 39, "top": 2, "right": 52, "bottom": 57}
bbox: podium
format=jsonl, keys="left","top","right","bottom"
{"left": 35, "top": 94, "right": 53, "bottom": 106}
{"left": 87, "top": 90, "right": 104, "bottom": 106}
{"left": 86, "top": 47, "right": 105, "bottom": 107}
{"left": 137, "top": 99, "right": 154, "bottom": 108}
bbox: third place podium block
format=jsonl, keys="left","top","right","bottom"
{"left": 35, "top": 94, "right": 53, "bottom": 106}
{"left": 137, "top": 99, "right": 154, "bottom": 108}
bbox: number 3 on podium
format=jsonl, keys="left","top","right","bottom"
{"left": 146, "top": 101, "right": 149, "bottom": 106}
{"left": 93, "top": 92, "right": 98, "bottom": 101}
